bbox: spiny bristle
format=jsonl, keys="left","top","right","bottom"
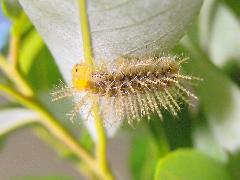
{"left": 52, "top": 55, "right": 201, "bottom": 126}
{"left": 51, "top": 81, "right": 77, "bottom": 102}
{"left": 88, "top": 56, "right": 180, "bottom": 97}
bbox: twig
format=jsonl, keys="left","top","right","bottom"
{"left": 0, "top": 55, "right": 33, "bottom": 97}
{"left": 9, "top": 34, "right": 20, "bottom": 68}
{"left": 79, "top": 0, "right": 114, "bottom": 179}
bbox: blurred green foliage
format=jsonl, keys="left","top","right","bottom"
{"left": 1, "top": 0, "right": 22, "bottom": 20}
{"left": 0, "top": 0, "right": 240, "bottom": 179}
{"left": 155, "top": 149, "right": 230, "bottom": 180}
{"left": 222, "top": 0, "right": 240, "bottom": 17}
{"left": 2, "top": 0, "right": 31, "bottom": 36}
{"left": 136, "top": 0, "right": 240, "bottom": 179}
{"left": 14, "top": 176, "right": 72, "bottom": 180}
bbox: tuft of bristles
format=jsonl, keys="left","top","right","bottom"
{"left": 51, "top": 55, "right": 202, "bottom": 126}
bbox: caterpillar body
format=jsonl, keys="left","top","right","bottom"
{"left": 52, "top": 55, "right": 200, "bottom": 125}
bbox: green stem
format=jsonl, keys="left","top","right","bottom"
{"left": 9, "top": 34, "right": 20, "bottom": 68}
{"left": 0, "top": 55, "right": 33, "bottom": 97}
{"left": 79, "top": 0, "right": 93, "bottom": 66}
{"left": 92, "top": 100, "right": 113, "bottom": 179}
{"left": 92, "top": 104, "right": 107, "bottom": 165}
{"left": 79, "top": 0, "right": 114, "bottom": 179}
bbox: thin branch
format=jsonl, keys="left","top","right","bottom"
{"left": 79, "top": 0, "right": 93, "bottom": 66}
{"left": 92, "top": 98, "right": 110, "bottom": 172}
{"left": 78, "top": 0, "right": 114, "bottom": 179}
{"left": 8, "top": 34, "right": 20, "bottom": 68}
{"left": 0, "top": 54, "right": 33, "bottom": 97}
{"left": 0, "top": 84, "right": 106, "bottom": 178}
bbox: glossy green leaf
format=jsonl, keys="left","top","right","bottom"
{"left": 155, "top": 149, "right": 230, "bottom": 180}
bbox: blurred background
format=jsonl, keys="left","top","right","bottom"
{"left": 0, "top": 0, "right": 240, "bottom": 180}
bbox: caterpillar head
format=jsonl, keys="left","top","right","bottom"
{"left": 72, "top": 63, "right": 91, "bottom": 91}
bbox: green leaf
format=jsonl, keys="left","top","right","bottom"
{"left": 148, "top": 106, "right": 193, "bottom": 162}
{"left": 13, "top": 176, "right": 72, "bottom": 180}
{"left": 148, "top": 104, "right": 192, "bottom": 153}
{"left": 154, "top": 149, "right": 231, "bottom": 180}
{"left": 130, "top": 132, "right": 159, "bottom": 180}
{"left": 12, "top": 12, "right": 32, "bottom": 36}
{"left": 1, "top": 0, "right": 22, "bottom": 20}
{"left": 19, "top": 29, "right": 44, "bottom": 74}
{"left": 1, "top": 0, "right": 32, "bottom": 36}
{"left": 79, "top": 128, "right": 94, "bottom": 152}
{"left": 223, "top": 0, "right": 240, "bottom": 18}
{"left": 148, "top": 117, "right": 170, "bottom": 157}
{"left": 227, "top": 151, "right": 240, "bottom": 180}
{"left": 222, "top": 60, "right": 240, "bottom": 87}
{"left": 26, "top": 45, "right": 62, "bottom": 91}
{"left": 162, "top": 105, "right": 192, "bottom": 150}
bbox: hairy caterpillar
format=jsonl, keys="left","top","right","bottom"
{"left": 52, "top": 55, "right": 200, "bottom": 125}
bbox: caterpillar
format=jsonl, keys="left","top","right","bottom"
{"left": 51, "top": 55, "right": 201, "bottom": 125}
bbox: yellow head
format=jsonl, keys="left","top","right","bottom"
{"left": 72, "top": 63, "right": 91, "bottom": 91}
